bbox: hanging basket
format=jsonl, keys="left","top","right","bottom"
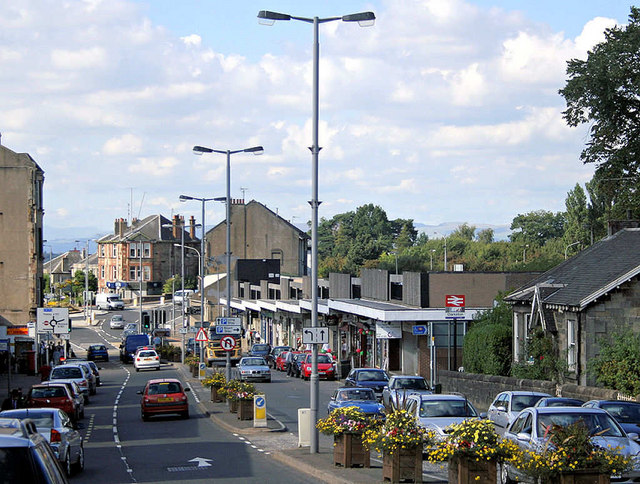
{"left": 333, "top": 433, "right": 370, "bottom": 468}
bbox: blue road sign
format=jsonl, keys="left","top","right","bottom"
{"left": 255, "top": 396, "right": 265, "bottom": 408}
{"left": 412, "top": 325, "right": 428, "bottom": 336}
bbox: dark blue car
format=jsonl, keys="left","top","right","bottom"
{"left": 344, "top": 368, "right": 389, "bottom": 400}
{"left": 583, "top": 400, "right": 640, "bottom": 436}
{"left": 87, "top": 344, "right": 109, "bottom": 362}
{"left": 249, "top": 343, "right": 272, "bottom": 358}
{"left": 327, "top": 387, "right": 385, "bottom": 416}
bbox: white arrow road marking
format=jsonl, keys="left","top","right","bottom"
{"left": 189, "top": 457, "right": 213, "bottom": 467}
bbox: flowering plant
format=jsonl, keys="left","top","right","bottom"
{"left": 202, "top": 371, "right": 226, "bottom": 389}
{"left": 425, "top": 418, "right": 518, "bottom": 463}
{"left": 317, "top": 406, "right": 376, "bottom": 436}
{"left": 217, "top": 379, "right": 241, "bottom": 399}
{"left": 510, "top": 421, "right": 633, "bottom": 482}
{"left": 231, "top": 381, "right": 256, "bottom": 401}
{"left": 363, "top": 409, "right": 426, "bottom": 454}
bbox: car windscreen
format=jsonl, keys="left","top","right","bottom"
{"left": 252, "top": 345, "right": 269, "bottom": 352}
{"left": 90, "top": 345, "right": 106, "bottom": 351}
{"left": 537, "top": 412, "right": 624, "bottom": 437}
{"left": 51, "top": 367, "right": 82, "bottom": 379}
{"left": 30, "top": 387, "right": 66, "bottom": 398}
{"left": 317, "top": 355, "right": 332, "bottom": 364}
{"left": 148, "top": 382, "right": 181, "bottom": 395}
{"left": 391, "top": 378, "right": 428, "bottom": 390}
{"left": 338, "top": 389, "right": 375, "bottom": 401}
{"left": 600, "top": 403, "right": 640, "bottom": 423}
{"left": 357, "top": 370, "right": 388, "bottom": 382}
{"left": 512, "top": 395, "right": 545, "bottom": 412}
{"left": 138, "top": 351, "right": 156, "bottom": 358}
{"left": 2, "top": 411, "right": 54, "bottom": 428}
{"left": 419, "top": 400, "right": 477, "bottom": 418}
{"left": 242, "top": 358, "right": 266, "bottom": 366}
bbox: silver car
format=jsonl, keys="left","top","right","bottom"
{"left": 49, "top": 364, "right": 93, "bottom": 402}
{"left": 0, "top": 407, "right": 84, "bottom": 477}
{"left": 237, "top": 357, "right": 271, "bottom": 383}
{"left": 487, "top": 390, "right": 550, "bottom": 435}
{"left": 502, "top": 406, "right": 640, "bottom": 483}
{"left": 382, "top": 375, "right": 432, "bottom": 410}
{"left": 404, "top": 393, "right": 481, "bottom": 438}
{"left": 40, "top": 380, "right": 85, "bottom": 420}
{"left": 109, "top": 314, "right": 125, "bottom": 329}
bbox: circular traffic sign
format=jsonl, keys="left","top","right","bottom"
{"left": 255, "top": 396, "right": 265, "bottom": 408}
{"left": 220, "top": 335, "right": 236, "bottom": 351}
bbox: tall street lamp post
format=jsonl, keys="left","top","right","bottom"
{"left": 176, "top": 243, "right": 202, "bottom": 359}
{"left": 179, "top": 195, "right": 213, "bottom": 326}
{"left": 257, "top": 8, "right": 375, "bottom": 454}
{"left": 193, "top": 145, "right": 264, "bottom": 382}
{"left": 163, "top": 220, "right": 188, "bottom": 363}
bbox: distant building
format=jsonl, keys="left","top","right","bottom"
{"left": 0, "top": 144, "right": 45, "bottom": 326}
{"left": 96, "top": 215, "right": 199, "bottom": 299}
{"left": 44, "top": 249, "right": 83, "bottom": 294}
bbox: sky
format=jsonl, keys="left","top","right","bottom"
{"left": 1, "top": 0, "right": 637, "bottom": 241}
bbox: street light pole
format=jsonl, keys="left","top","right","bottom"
{"left": 258, "top": 8, "right": 375, "bottom": 455}
{"left": 193, "top": 145, "right": 264, "bottom": 382}
{"left": 163, "top": 220, "right": 188, "bottom": 363}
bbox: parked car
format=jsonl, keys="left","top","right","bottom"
{"left": 109, "top": 314, "right": 125, "bottom": 329}
{"left": 39, "top": 381, "right": 84, "bottom": 420}
{"left": 300, "top": 353, "right": 335, "bottom": 380}
{"left": 327, "top": 387, "right": 385, "bottom": 417}
{"left": 0, "top": 408, "right": 84, "bottom": 477}
{"left": 382, "top": 375, "right": 432, "bottom": 409}
{"left": 248, "top": 343, "right": 272, "bottom": 359}
{"left": 25, "top": 384, "right": 78, "bottom": 423}
{"left": 344, "top": 368, "right": 390, "bottom": 401}
{"left": 134, "top": 348, "right": 160, "bottom": 372}
{"left": 0, "top": 417, "right": 69, "bottom": 483}
{"left": 237, "top": 357, "right": 271, "bottom": 383}
{"left": 487, "top": 390, "right": 551, "bottom": 435}
{"left": 48, "top": 364, "right": 92, "bottom": 402}
{"left": 65, "top": 359, "right": 101, "bottom": 387}
{"left": 501, "top": 407, "right": 640, "bottom": 483}
{"left": 275, "top": 351, "right": 290, "bottom": 371}
{"left": 404, "top": 394, "right": 481, "bottom": 438}
{"left": 291, "top": 352, "right": 309, "bottom": 378}
{"left": 137, "top": 379, "right": 190, "bottom": 421}
{"left": 87, "top": 344, "right": 109, "bottom": 362}
{"left": 583, "top": 400, "right": 640, "bottom": 436}
{"left": 533, "top": 397, "right": 585, "bottom": 408}
{"left": 57, "top": 361, "right": 96, "bottom": 395}
{"left": 267, "top": 345, "right": 291, "bottom": 368}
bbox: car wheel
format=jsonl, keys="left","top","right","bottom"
{"left": 136, "top": 368, "right": 139, "bottom": 372}
{"left": 500, "top": 463, "right": 514, "bottom": 484}
{"left": 182, "top": 410, "right": 189, "bottom": 419}
{"left": 64, "top": 451, "right": 72, "bottom": 477}
{"left": 141, "top": 411, "right": 148, "bottom": 421}
{"left": 73, "top": 446, "right": 84, "bottom": 473}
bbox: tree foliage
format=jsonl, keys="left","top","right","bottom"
{"left": 509, "top": 210, "right": 566, "bottom": 246}
{"left": 511, "top": 329, "right": 567, "bottom": 383}
{"left": 589, "top": 330, "right": 640, "bottom": 395}
{"left": 72, "top": 270, "right": 97, "bottom": 296}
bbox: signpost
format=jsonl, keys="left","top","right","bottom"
{"left": 220, "top": 335, "right": 236, "bottom": 351}
{"left": 215, "top": 326, "right": 241, "bottom": 335}
{"left": 254, "top": 394, "right": 267, "bottom": 428}
{"left": 195, "top": 328, "right": 208, "bottom": 379}
{"left": 412, "top": 325, "right": 428, "bottom": 336}
{"left": 302, "top": 327, "right": 328, "bottom": 345}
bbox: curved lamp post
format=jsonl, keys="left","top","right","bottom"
{"left": 193, "top": 145, "right": 263, "bottom": 381}
{"left": 258, "top": 8, "right": 375, "bottom": 455}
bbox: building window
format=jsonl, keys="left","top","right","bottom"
{"left": 143, "top": 266, "right": 151, "bottom": 281}
{"left": 111, "top": 266, "right": 117, "bottom": 280}
{"left": 568, "top": 319, "right": 577, "bottom": 371}
{"left": 100, "top": 245, "right": 105, "bottom": 257}
{"left": 129, "top": 267, "right": 138, "bottom": 281}
{"left": 112, "top": 245, "right": 117, "bottom": 257}
{"left": 100, "top": 266, "right": 105, "bottom": 279}
{"left": 144, "top": 243, "right": 151, "bottom": 257}
{"left": 129, "top": 243, "right": 136, "bottom": 258}
{"left": 513, "top": 312, "right": 521, "bottom": 362}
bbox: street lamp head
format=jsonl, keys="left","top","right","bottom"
{"left": 193, "top": 145, "right": 213, "bottom": 155}
{"left": 258, "top": 10, "right": 291, "bottom": 25}
{"left": 213, "top": 196, "right": 226, "bottom": 202}
{"left": 179, "top": 195, "right": 194, "bottom": 202}
{"left": 243, "top": 146, "right": 264, "bottom": 155}
{"left": 342, "top": 12, "right": 376, "bottom": 27}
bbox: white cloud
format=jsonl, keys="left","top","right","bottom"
{"left": 181, "top": 34, "right": 201, "bottom": 47}
{"left": 127, "top": 156, "right": 178, "bottom": 176}
{"left": 103, "top": 134, "right": 143, "bottom": 155}
{"left": 51, "top": 47, "right": 108, "bottom": 69}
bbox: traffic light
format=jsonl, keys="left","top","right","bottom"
{"left": 142, "top": 312, "right": 151, "bottom": 330}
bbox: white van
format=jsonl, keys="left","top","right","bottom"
{"left": 173, "top": 290, "right": 195, "bottom": 305}
{"left": 95, "top": 293, "right": 125, "bottom": 310}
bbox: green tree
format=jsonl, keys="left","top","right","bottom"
{"left": 451, "top": 223, "right": 476, "bottom": 241}
{"left": 511, "top": 329, "right": 567, "bottom": 382}
{"left": 589, "top": 330, "right": 640, "bottom": 395}
{"left": 71, "top": 270, "right": 97, "bottom": 296}
{"left": 509, "top": 210, "right": 566, "bottom": 246}
{"left": 563, "top": 184, "right": 590, "bottom": 247}
{"left": 477, "top": 228, "right": 494, "bottom": 244}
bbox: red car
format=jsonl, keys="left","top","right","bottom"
{"left": 138, "top": 378, "right": 190, "bottom": 421}
{"left": 275, "top": 351, "right": 290, "bottom": 371}
{"left": 27, "top": 384, "right": 78, "bottom": 421}
{"left": 301, "top": 353, "right": 336, "bottom": 380}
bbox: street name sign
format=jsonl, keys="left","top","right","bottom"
{"left": 302, "top": 327, "right": 329, "bottom": 345}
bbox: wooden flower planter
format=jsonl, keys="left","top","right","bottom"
{"left": 448, "top": 456, "right": 497, "bottom": 484}
{"left": 210, "top": 386, "right": 223, "bottom": 403}
{"left": 382, "top": 446, "right": 422, "bottom": 483}
{"left": 228, "top": 398, "right": 238, "bottom": 413}
{"left": 559, "top": 471, "right": 610, "bottom": 484}
{"left": 238, "top": 399, "right": 253, "bottom": 420}
{"left": 333, "top": 433, "right": 370, "bottom": 468}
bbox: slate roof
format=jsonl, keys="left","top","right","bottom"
{"left": 97, "top": 215, "right": 198, "bottom": 244}
{"left": 506, "top": 229, "right": 640, "bottom": 311}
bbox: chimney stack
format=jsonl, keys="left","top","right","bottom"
{"left": 172, "top": 215, "right": 179, "bottom": 239}
{"left": 189, "top": 216, "right": 196, "bottom": 239}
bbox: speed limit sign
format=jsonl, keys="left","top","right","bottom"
{"left": 220, "top": 335, "right": 236, "bottom": 351}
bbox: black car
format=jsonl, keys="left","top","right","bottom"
{"left": 291, "top": 352, "right": 307, "bottom": 378}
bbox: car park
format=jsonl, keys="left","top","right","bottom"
{"left": 39, "top": 381, "right": 84, "bottom": 421}
{"left": 501, "top": 406, "right": 640, "bottom": 483}
{"left": 87, "top": 344, "right": 109, "bottom": 362}
{"left": 300, "top": 353, "right": 335, "bottom": 380}
{"left": 382, "top": 375, "right": 432, "bottom": 409}
{"left": 134, "top": 348, "right": 160, "bottom": 372}
{"left": 404, "top": 394, "right": 481, "bottom": 438}
{"left": 25, "top": 385, "right": 78, "bottom": 423}
{"left": 49, "top": 365, "right": 92, "bottom": 402}
{"left": 109, "top": 314, "right": 125, "bottom": 329}
{"left": 583, "top": 400, "right": 640, "bottom": 436}
{"left": 0, "top": 408, "right": 84, "bottom": 477}
{"left": 138, "top": 379, "right": 190, "bottom": 420}
{"left": 237, "top": 357, "right": 271, "bottom": 382}
{"left": 0, "top": 417, "right": 69, "bottom": 483}
{"left": 268, "top": 345, "right": 291, "bottom": 368}
{"left": 487, "top": 390, "right": 551, "bottom": 435}
{"left": 533, "top": 397, "right": 585, "bottom": 408}
{"left": 327, "top": 387, "right": 385, "bottom": 417}
{"left": 344, "top": 368, "right": 390, "bottom": 401}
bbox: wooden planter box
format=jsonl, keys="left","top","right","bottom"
{"left": 333, "top": 433, "right": 370, "bottom": 468}
{"left": 382, "top": 446, "right": 422, "bottom": 483}
{"left": 228, "top": 398, "right": 238, "bottom": 413}
{"left": 210, "top": 386, "right": 223, "bottom": 403}
{"left": 238, "top": 399, "right": 253, "bottom": 420}
{"left": 448, "top": 456, "right": 497, "bottom": 484}
{"left": 559, "top": 471, "right": 610, "bottom": 484}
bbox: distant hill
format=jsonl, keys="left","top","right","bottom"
{"left": 415, "top": 222, "right": 511, "bottom": 241}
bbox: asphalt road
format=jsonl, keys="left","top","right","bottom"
{"left": 68, "top": 317, "right": 318, "bottom": 483}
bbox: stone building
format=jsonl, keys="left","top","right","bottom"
{"left": 0, "top": 144, "right": 45, "bottom": 326}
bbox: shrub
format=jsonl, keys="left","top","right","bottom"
{"left": 589, "top": 330, "right": 640, "bottom": 395}
{"left": 463, "top": 323, "right": 512, "bottom": 375}
{"left": 511, "top": 328, "right": 566, "bottom": 382}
